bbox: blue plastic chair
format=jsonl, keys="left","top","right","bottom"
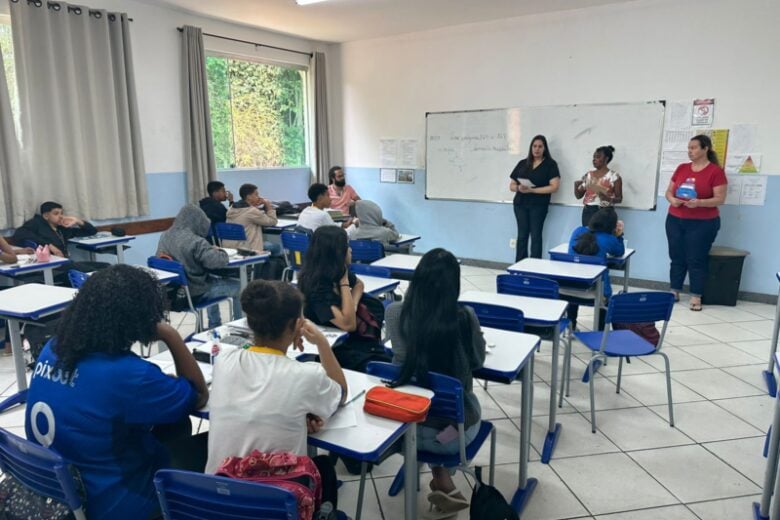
{"left": 147, "top": 256, "right": 233, "bottom": 333}
{"left": 497, "top": 274, "right": 573, "bottom": 398}
{"left": 0, "top": 425, "right": 87, "bottom": 520}
{"left": 154, "top": 469, "right": 298, "bottom": 519}
{"left": 214, "top": 222, "right": 247, "bottom": 247}
{"left": 350, "top": 263, "right": 392, "bottom": 279}
{"left": 67, "top": 270, "right": 89, "bottom": 289}
{"left": 349, "top": 240, "right": 385, "bottom": 263}
{"left": 365, "top": 362, "right": 496, "bottom": 498}
{"left": 573, "top": 291, "right": 676, "bottom": 433}
{"left": 280, "top": 232, "right": 310, "bottom": 282}
{"left": 465, "top": 301, "right": 524, "bottom": 333}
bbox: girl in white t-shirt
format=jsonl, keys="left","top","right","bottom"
{"left": 206, "top": 280, "right": 348, "bottom": 508}
{"left": 574, "top": 145, "right": 623, "bottom": 226}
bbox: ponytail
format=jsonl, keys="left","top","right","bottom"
{"left": 573, "top": 232, "right": 599, "bottom": 256}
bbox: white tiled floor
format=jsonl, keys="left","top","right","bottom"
{"left": 0, "top": 268, "right": 775, "bottom": 519}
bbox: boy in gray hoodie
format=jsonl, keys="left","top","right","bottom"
{"left": 352, "top": 200, "right": 400, "bottom": 247}
{"left": 157, "top": 204, "right": 242, "bottom": 328}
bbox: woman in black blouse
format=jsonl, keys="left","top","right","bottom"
{"left": 509, "top": 135, "right": 561, "bottom": 260}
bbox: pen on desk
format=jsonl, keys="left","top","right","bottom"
{"left": 342, "top": 389, "right": 366, "bottom": 406}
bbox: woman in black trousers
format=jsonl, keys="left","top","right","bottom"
{"left": 509, "top": 135, "right": 561, "bottom": 261}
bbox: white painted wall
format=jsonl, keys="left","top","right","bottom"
{"left": 335, "top": 0, "right": 780, "bottom": 172}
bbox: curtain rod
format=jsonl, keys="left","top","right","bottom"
{"left": 10, "top": 0, "right": 132, "bottom": 21}
{"left": 177, "top": 27, "right": 313, "bottom": 58}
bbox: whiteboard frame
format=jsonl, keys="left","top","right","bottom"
{"left": 424, "top": 100, "right": 666, "bottom": 211}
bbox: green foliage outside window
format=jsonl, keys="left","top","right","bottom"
{"left": 206, "top": 55, "right": 307, "bottom": 169}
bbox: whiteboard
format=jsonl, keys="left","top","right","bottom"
{"left": 425, "top": 101, "right": 666, "bottom": 210}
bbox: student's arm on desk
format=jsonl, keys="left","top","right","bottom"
{"left": 157, "top": 322, "right": 209, "bottom": 409}
{"left": 301, "top": 320, "right": 348, "bottom": 405}
{"left": 0, "top": 236, "right": 17, "bottom": 264}
{"left": 329, "top": 272, "right": 357, "bottom": 332}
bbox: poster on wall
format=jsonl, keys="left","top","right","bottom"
{"left": 691, "top": 98, "right": 715, "bottom": 127}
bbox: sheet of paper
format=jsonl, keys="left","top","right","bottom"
{"left": 322, "top": 405, "right": 358, "bottom": 430}
{"left": 665, "top": 101, "right": 692, "bottom": 129}
{"left": 740, "top": 176, "right": 767, "bottom": 206}
{"left": 380, "top": 168, "right": 397, "bottom": 183}
{"left": 399, "top": 139, "right": 418, "bottom": 167}
{"left": 660, "top": 151, "right": 688, "bottom": 173}
{"left": 728, "top": 123, "right": 758, "bottom": 154}
{"left": 724, "top": 175, "right": 744, "bottom": 205}
{"left": 380, "top": 139, "right": 399, "bottom": 167}
{"left": 692, "top": 98, "right": 715, "bottom": 127}
{"left": 663, "top": 130, "right": 693, "bottom": 152}
{"left": 657, "top": 172, "right": 673, "bottom": 196}
{"left": 725, "top": 153, "right": 762, "bottom": 175}
{"left": 517, "top": 178, "right": 535, "bottom": 188}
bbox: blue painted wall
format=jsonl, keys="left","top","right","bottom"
{"left": 80, "top": 168, "right": 311, "bottom": 266}
{"left": 345, "top": 167, "right": 779, "bottom": 296}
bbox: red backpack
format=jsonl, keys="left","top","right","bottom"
{"left": 216, "top": 450, "right": 322, "bottom": 520}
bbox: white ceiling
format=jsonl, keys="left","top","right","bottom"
{"left": 143, "top": 0, "right": 634, "bottom": 43}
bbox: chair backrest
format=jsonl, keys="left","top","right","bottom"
{"left": 350, "top": 263, "right": 392, "bottom": 278}
{"left": 147, "top": 256, "right": 189, "bottom": 287}
{"left": 67, "top": 270, "right": 89, "bottom": 289}
{"left": 605, "top": 291, "right": 675, "bottom": 325}
{"left": 349, "top": 240, "right": 385, "bottom": 263}
{"left": 154, "top": 469, "right": 298, "bottom": 520}
{"left": 281, "top": 232, "right": 310, "bottom": 271}
{"left": 0, "top": 428, "right": 86, "bottom": 518}
{"left": 214, "top": 222, "right": 247, "bottom": 243}
{"left": 464, "top": 302, "right": 524, "bottom": 333}
{"left": 365, "top": 362, "right": 465, "bottom": 424}
{"left": 496, "top": 274, "right": 560, "bottom": 299}
{"left": 549, "top": 251, "right": 606, "bottom": 266}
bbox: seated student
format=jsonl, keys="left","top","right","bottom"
{"left": 385, "top": 248, "right": 486, "bottom": 514}
{"left": 24, "top": 265, "right": 209, "bottom": 520}
{"left": 298, "top": 183, "right": 357, "bottom": 237}
{"left": 0, "top": 236, "right": 33, "bottom": 355}
{"left": 327, "top": 166, "right": 360, "bottom": 215}
{"left": 199, "top": 181, "right": 233, "bottom": 233}
{"left": 352, "top": 199, "right": 400, "bottom": 247}
{"left": 225, "top": 183, "right": 281, "bottom": 257}
{"left": 205, "top": 280, "right": 346, "bottom": 510}
{"left": 157, "top": 204, "right": 242, "bottom": 328}
{"left": 567, "top": 207, "right": 625, "bottom": 330}
{"left": 12, "top": 201, "right": 109, "bottom": 280}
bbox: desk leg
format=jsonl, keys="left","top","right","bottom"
{"left": 511, "top": 356, "right": 537, "bottom": 514}
{"left": 43, "top": 268, "right": 54, "bottom": 286}
{"left": 593, "top": 276, "right": 603, "bottom": 332}
{"left": 623, "top": 258, "right": 631, "bottom": 294}
{"left": 763, "top": 287, "right": 780, "bottom": 397}
{"left": 116, "top": 245, "right": 125, "bottom": 264}
{"left": 542, "top": 332, "right": 562, "bottom": 463}
{"left": 239, "top": 267, "right": 249, "bottom": 292}
{"left": 8, "top": 319, "right": 27, "bottom": 392}
{"left": 756, "top": 390, "right": 780, "bottom": 519}
{"left": 404, "top": 423, "right": 418, "bottom": 520}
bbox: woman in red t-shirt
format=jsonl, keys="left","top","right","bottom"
{"left": 664, "top": 135, "right": 727, "bottom": 311}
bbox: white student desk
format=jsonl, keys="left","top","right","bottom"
{"left": 358, "top": 275, "right": 400, "bottom": 298}
{"left": 762, "top": 272, "right": 780, "bottom": 397}
{"left": 263, "top": 218, "right": 298, "bottom": 234}
{"left": 389, "top": 234, "right": 421, "bottom": 253}
{"left": 225, "top": 251, "right": 270, "bottom": 291}
{"left": 370, "top": 253, "right": 420, "bottom": 274}
{"left": 86, "top": 266, "right": 178, "bottom": 285}
{"left": 460, "top": 290, "right": 569, "bottom": 463}
{"left": 69, "top": 233, "right": 136, "bottom": 263}
{"left": 0, "top": 284, "right": 76, "bottom": 391}
{"left": 755, "top": 352, "right": 780, "bottom": 520}
{"left": 549, "top": 242, "right": 636, "bottom": 294}
{"left": 507, "top": 258, "right": 606, "bottom": 331}
{"left": 146, "top": 344, "right": 213, "bottom": 383}
{"left": 385, "top": 326, "right": 540, "bottom": 515}
{"left": 0, "top": 255, "right": 69, "bottom": 285}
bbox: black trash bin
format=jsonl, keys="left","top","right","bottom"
{"left": 702, "top": 246, "right": 749, "bottom": 306}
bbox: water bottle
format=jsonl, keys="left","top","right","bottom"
{"left": 315, "top": 502, "right": 336, "bottom": 520}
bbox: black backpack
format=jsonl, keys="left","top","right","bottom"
{"left": 470, "top": 467, "right": 519, "bottom": 520}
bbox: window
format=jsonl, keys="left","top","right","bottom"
{"left": 206, "top": 55, "right": 308, "bottom": 169}
{"left": 0, "top": 20, "right": 20, "bottom": 136}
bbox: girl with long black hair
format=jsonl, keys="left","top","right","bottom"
{"left": 385, "top": 248, "right": 486, "bottom": 514}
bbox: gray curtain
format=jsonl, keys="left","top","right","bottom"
{"left": 0, "top": 44, "right": 23, "bottom": 228}
{"left": 9, "top": 0, "right": 148, "bottom": 221}
{"left": 181, "top": 25, "right": 216, "bottom": 203}
{"left": 313, "top": 51, "right": 330, "bottom": 184}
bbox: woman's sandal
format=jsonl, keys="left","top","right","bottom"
{"left": 672, "top": 291, "right": 680, "bottom": 302}
{"left": 690, "top": 300, "right": 702, "bottom": 311}
{"left": 427, "top": 481, "right": 469, "bottom": 514}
